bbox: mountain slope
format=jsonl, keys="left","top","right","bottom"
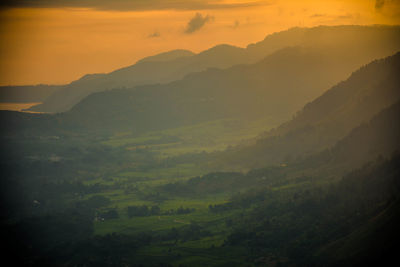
{"left": 219, "top": 51, "right": 400, "bottom": 170}
{"left": 292, "top": 99, "right": 400, "bottom": 180}
{"left": 136, "top": 49, "right": 194, "bottom": 64}
{"left": 29, "top": 25, "right": 400, "bottom": 113}
{"left": 313, "top": 155, "right": 400, "bottom": 266}
{"left": 61, "top": 44, "right": 388, "bottom": 133}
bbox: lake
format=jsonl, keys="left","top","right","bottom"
{"left": 0, "top": 102, "right": 42, "bottom": 112}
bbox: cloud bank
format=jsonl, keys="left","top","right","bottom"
{"left": 0, "top": 0, "right": 269, "bottom": 11}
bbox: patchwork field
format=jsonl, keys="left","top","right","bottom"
{"left": 102, "top": 117, "right": 282, "bottom": 158}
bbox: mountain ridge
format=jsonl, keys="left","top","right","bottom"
{"left": 216, "top": 51, "right": 400, "bottom": 170}
{"left": 29, "top": 25, "right": 400, "bottom": 113}
{"left": 62, "top": 45, "right": 381, "bottom": 132}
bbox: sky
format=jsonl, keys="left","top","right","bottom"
{"left": 0, "top": 0, "right": 399, "bottom": 86}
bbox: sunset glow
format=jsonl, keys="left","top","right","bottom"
{"left": 0, "top": 0, "right": 399, "bottom": 85}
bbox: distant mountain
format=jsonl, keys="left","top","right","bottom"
{"left": 58, "top": 44, "right": 392, "bottom": 133}
{"left": 136, "top": 49, "right": 194, "bottom": 64}
{"left": 246, "top": 25, "right": 400, "bottom": 62}
{"left": 0, "top": 85, "right": 63, "bottom": 103}
{"left": 29, "top": 25, "right": 400, "bottom": 113}
{"left": 28, "top": 45, "right": 248, "bottom": 113}
{"left": 219, "top": 52, "right": 400, "bottom": 170}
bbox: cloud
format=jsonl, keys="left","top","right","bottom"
{"left": 148, "top": 31, "right": 161, "bottom": 38}
{"left": 232, "top": 20, "right": 240, "bottom": 29}
{"left": 0, "top": 0, "right": 270, "bottom": 11}
{"left": 184, "top": 13, "right": 213, "bottom": 34}
{"left": 375, "top": 0, "right": 385, "bottom": 10}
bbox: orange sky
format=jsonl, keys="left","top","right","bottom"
{"left": 0, "top": 0, "right": 399, "bottom": 86}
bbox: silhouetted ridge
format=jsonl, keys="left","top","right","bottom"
{"left": 136, "top": 49, "right": 194, "bottom": 64}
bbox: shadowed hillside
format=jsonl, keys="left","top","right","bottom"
{"left": 218, "top": 51, "right": 400, "bottom": 170}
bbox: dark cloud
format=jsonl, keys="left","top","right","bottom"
{"left": 375, "top": 0, "right": 385, "bottom": 10}
{"left": 0, "top": 0, "right": 270, "bottom": 11}
{"left": 184, "top": 13, "right": 213, "bottom": 34}
{"left": 148, "top": 31, "right": 161, "bottom": 38}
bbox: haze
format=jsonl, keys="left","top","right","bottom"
{"left": 1, "top": 0, "right": 400, "bottom": 266}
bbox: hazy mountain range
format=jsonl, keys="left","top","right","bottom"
{"left": 28, "top": 25, "right": 400, "bottom": 113}
{"left": 3, "top": 47, "right": 399, "bottom": 176}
